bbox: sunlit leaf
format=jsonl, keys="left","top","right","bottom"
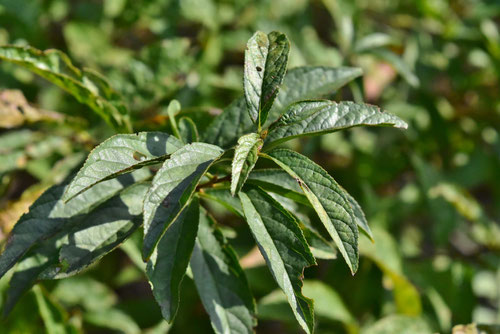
{"left": 244, "top": 31, "right": 289, "bottom": 126}
{"left": 63, "top": 132, "right": 183, "bottom": 202}
{"left": 266, "top": 100, "right": 407, "bottom": 148}
{"left": 231, "top": 133, "right": 262, "bottom": 195}
{"left": 262, "top": 149, "right": 359, "bottom": 274}
{"left": 142, "top": 143, "right": 223, "bottom": 260}
{"left": 239, "top": 187, "right": 315, "bottom": 333}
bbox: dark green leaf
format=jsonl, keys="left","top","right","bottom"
{"left": 262, "top": 149, "right": 359, "bottom": 274}
{"left": 178, "top": 117, "right": 199, "bottom": 143}
{"left": 266, "top": 100, "right": 408, "bottom": 148}
{"left": 244, "top": 31, "right": 289, "bottom": 126}
{"left": 142, "top": 143, "right": 223, "bottom": 260}
{"left": 200, "top": 187, "right": 243, "bottom": 217}
{"left": 0, "top": 168, "right": 150, "bottom": 280}
{"left": 239, "top": 186, "right": 315, "bottom": 333}
{"left": 63, "top": 132, "right": 183, "bottom": 202}
{"left": 190, "top": 209, "right": 256, "bottom": 334}
{"left": 0, "top": 46, "right": 132, "bottom": 132}
{"left": 203, "top": 66, "right": 361, "bottom": 149}
{"left": 146, "top": 197, "right": 200, "bottom": 322}
{"left": 341, "top": 187, "right": 373, "bottom": 242}
{"left": 231, "top": 133, "right": 263, "bottom": 196}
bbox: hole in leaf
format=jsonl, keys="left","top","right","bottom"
{"left": 256, "top": 66, "right": 262, "bottom": 72}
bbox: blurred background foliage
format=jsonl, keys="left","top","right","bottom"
{"left": 1, "top": 0, "right": 500, "bottom": 333}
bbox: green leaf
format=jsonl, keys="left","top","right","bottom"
{"left": 0, "top": 45, "right": 132, "bottom": 132}
{"left": 266, "top": 100, "right": 408, "bottom": 148}
{"left": 231, "top": 133, "right": 263, "bottom": 196}
{"left": 200, "top": 187, "right": 244, "bottom": 217}
{"left": 142, "top": 143, "right": 224, "bottom": 260}
{"left": 63, "top": 132, "right": 183, "bottom": 202}
{"left": 247, "top": 168, "right": 309, "bottom": 205}
{"left": 203, "top": 66, "right": 361, "bottom": 149}
{"left": 239, "top": 187, "right": 315, "bottom": 334}
{"left": 360, "top": 227, "right": 422, "bottom": 316}
{"left": 190, "top": 210, "right": 256, "bottom": 334}
{"left": 341, "top": 187, "right": 374, "bottom": 242}
{"left": 301, "top": 224, "right": 337, "bottom": 260}
{"left": 0, "top": 168, "right": 150, "bottom": 280}
{"left": 178, "top": 117, "right": 199, "bottom": 143}
{"left": 362, "top": 315, "right": 431, "bottom": 334}
{"left": 2, "top": 181, "right": 149, "bottom": 315}
{"left": 84, "top": 308, "right": 141, "bottom": 334}
{"left": 146, "top": 197, "right": 200, "bottom": 323}
{"left": 262, "top": 149, "right": 359, "bottom": 274}
{"left": 244, "top": 31, "right": 290, "bottom": 127}
{"left": 268, "top": 66, "right": 363, "bottom": 122}
{"left": 33, "top": 285, "right": 74, "bottom": 334}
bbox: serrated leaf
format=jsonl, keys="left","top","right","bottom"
{"left": 203, "top": 66, "right": 361, "bottom": 149}
{"left": 266, "top": 100, "right": 408, "bottom": 148}
{"left": 231, "top": 133, "right": 263, "bottom": 196}
{"left": 244, "top": 31, "right": 289, "bottom": 126}
{"left": 341, "top": 187, "right": 373, "bottom": 242}
{"left": 0, "top": 168, "right": 150, "bottom": 281}
{"left": 178, "top": 117, "right": 199, "bottom": 143}
{"left": 262, "top": 149, "right": 359, "bottom": 274}
{"left": 63, "top": 132, "right": 183, "bottom": 202}
{"left": 2, "top": 181, "right": 149, "bottom": 315}
{"left": 0, "top": 45, "right": 132, "bottom": 132}
{"left": 146, "top": 197, "right": 199, "bottom": 323}
{"left": 190, "top": 209, "right": 256, "bottom": 334}
{"left": 142, "top": 143, "right": 224, "bottom": 260}
{"left": 239, "top": 187, "right": 315, "bottom": 334}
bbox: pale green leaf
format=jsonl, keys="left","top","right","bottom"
{"left": 0, "top": 45, "right": 132, "bottom": 132}
{"left": 63, "top": 132, "right": 183, "bottom": 202}
{"left": 244, "top": 31, "right": 290, "bottom": 126}
{"left": 203, "top": 66, "right": 362, "bottom": 149}
{"left": 362, "top": 315, "right": 431, "bottom": 334}
{"left": 2, "top": 181, "right": 149, "bottom": 315}
{"left": 239, "top": 187, "right": 315, "bottom": 333}
{"left": 142, "top": 143, "right": 223, "bottom": 260}
{"left": 147, "top": 197, "right": 200, "bottom": 322}
{"left": 266, "top": 100, "right": 408, "bottom": 148}
{"left": 190, "top": 210, "right": 256, "bottom": 334}
{"left": 360, "top": 227, "right": 421, "bottom": 316}
{"left": 262, "top": 149, "right": 359, "bottom": 274}
{"left": 231, "top": 133, "right": 263, "bottom": 196}
{"left": 0, "top": 168, "right": 150, "bottom": 280}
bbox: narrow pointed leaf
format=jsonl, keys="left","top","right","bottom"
{"left": 203, "top": 66, "right": 361, "bottom": 149}
{"left": 0, "top": 169, "right": 150, "bottom": 280}
{"left": 142, "top": 143, "right": 224, "bottom": 260}
{"left": 341, "top": 188, "right": 373, "bottom": 242}
{"left": 244, "top": 31, "right": 289, "bottom": 126}
{"left": 2, "top": 181, "right": 150, "bottom": 315}
{"left": 231, "top": 133, "right": 263, "bottom": 196}
{"left": 63, "top": 132, "right": 183, "bottom": 202}
{"left": 261, "top": 149, "right": 359, "bottom": 274}
{"left": 266, "top": 100, "right": 408, "bottom": 147}
{"left": 146, "top": 197, "right": 200, "bottom": 323}
{"left": 190, "top": 210, "right": 256, "bottom": 334}
{"left": 0, "top": 45, "right": 131, "bottom": 132}
{"left": 239, "top": 187, "right": 315, "bottom": 334}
